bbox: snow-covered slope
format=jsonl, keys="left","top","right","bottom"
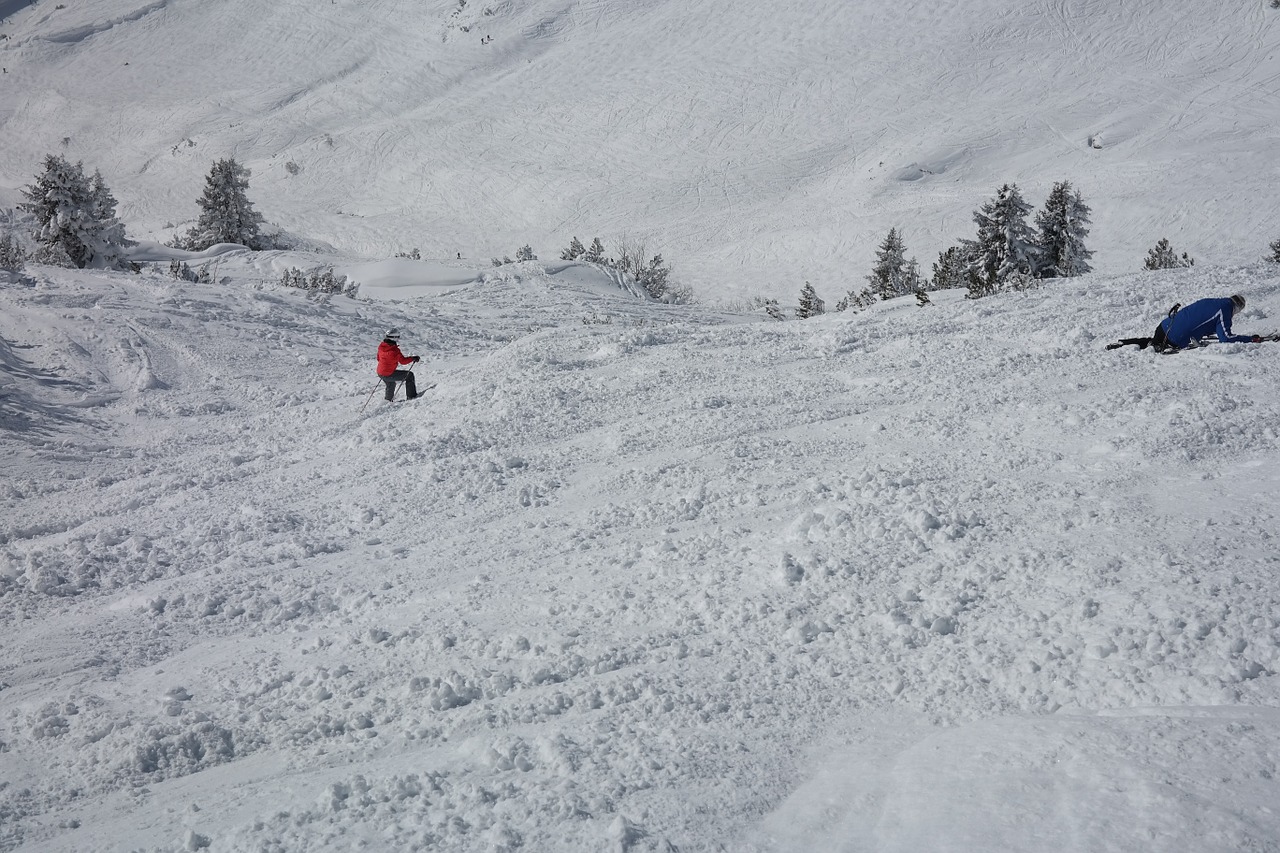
{"left": 2, "top": 0, "right": 1279, "bottom": 300}
{"left": 2, "top": 256, "right": 1280, "bottom": 851}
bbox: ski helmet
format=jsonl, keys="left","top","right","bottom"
{"left": 1230, "top": 294, "right": 1246, "bottom": 311}
{"left": 384, "top": 328, "right": 401, "bottom": 342}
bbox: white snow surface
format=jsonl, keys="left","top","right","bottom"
{"left": 1, "top": 0, "right": 1279, "bottom": 301}
{"left": 2, "top": 254, "right": 1280, "bottom": 851}
{"left": 4, "top": 1, "right": 1280, "bottom": 850}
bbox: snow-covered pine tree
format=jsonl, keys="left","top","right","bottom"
{"left": 796, "top": 281, "right": 824, "bottom": 318}
{"left": 904, "top": 256, "right": 922, "bottom": 292}
{"left": 85, "top": 170, "right": 131, "bottom": 269}
{"left": 1144, "top": 238, "right": 1194, "bottom": 270}
{"left": 584, "top": 237, "right": 605, "bottom": 263}
{"left": 19, "top": 155, "right": 132, "bottom": 269}
{"left": 931, "top": 245, "right": 975, "bottom": 290}
{"left": 836, "top": 286, "right": 878, "bottom": 312}
{"left": 516, "top": 245, "right": 537, "bottom": 262}
{"left": 867, "top": 227, "right": 909, "bottom": 300}
{"left": 561, "top": 237, "right": 585, "bottom": 260}
{"left": 1035, "top": 180, "right": 1093, "bottom": 278}
{"left": 0, "top": 231, "right": 25, "bottom": 272}
{"left": 969, "top": 183, "right": 1041, "bottom": 296}
{"left": 1269, "top": 237, "right": 1280, "bottom": 263}
{"left": 180, "top": 158, "right": 266, "bottom": 251}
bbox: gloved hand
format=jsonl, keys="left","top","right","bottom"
{"left": 412, "top": 355, "right": 422, "bottom": 363}
{"left": 1253, "top": 335, "right": 1263, "bottom": 343}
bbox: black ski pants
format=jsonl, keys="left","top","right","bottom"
{"left": 380, "top": 370, "right": 416, "bottom": 401}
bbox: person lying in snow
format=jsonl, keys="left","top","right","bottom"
{"left": 1106, "top": 294, "right": 1269, "bottom": 352}
{"left": 376, "top": 328, "right": 421, "bottom": 401}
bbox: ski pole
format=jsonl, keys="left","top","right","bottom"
{"left": 359, "top": 380, "right": 383, "bottom": 413}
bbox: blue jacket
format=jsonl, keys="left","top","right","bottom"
{"left": 1158, "top": 298, "right": 1251, "bottom": 348}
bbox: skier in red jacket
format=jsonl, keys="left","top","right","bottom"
{"left": 376, "top": 329, "right": 420, "bottom": 401}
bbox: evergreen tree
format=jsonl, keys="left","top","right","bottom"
{"left": 1144, "top": 238, "right": 1194, "bottom": 270}
{"left": 835, "top": 286, "right": 878, "bottom": 312}
{"left": 0, "top": 231, "right": 25, "bottom": 272}
{"left": 931, "top": 245, "right": 976, "bottom": 290}
{"left": 516, "top": 244, "right": 537, "bottom": 262}
{"left": 180, "top": 158, "right": 266, "bottom": 250}
{"left": 19, "top": 154, "right": 132, "bottom": 269}
{"left": 583, "top": 237, "right": 606, "bottom": 263}
{"left": 1035, "top": 181, "right": 1093, "bottom": 278}
{"left": 85, "top": 170, "right": 131, "bottom": 269}
{"left": 904, "top": 257, "right": 922, "bottom": 292}
{"left": 796, "top": 281, "right": 824, "bottom": 318}
{"left": 969, "top": 183, "right": 1040, "bottom": 293}
{"left": 1269, "top": 238, "right": 1280, "bottom": 263}
{"left": 561, "top": 236, "right": 585, "bottom": 260}
{"left": 867, "top": 227, "right": 909, "bottom": 300}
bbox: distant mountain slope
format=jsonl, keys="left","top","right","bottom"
{"left": 1, "top": 0, "right": 1278, "bottom": 300}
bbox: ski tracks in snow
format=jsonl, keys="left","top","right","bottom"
{"left": 3, "top": 262, "right": 1280, "bottom": 850}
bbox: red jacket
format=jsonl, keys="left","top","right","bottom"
{"left": 377, "top": 340, "right": 413, "bottom": 376}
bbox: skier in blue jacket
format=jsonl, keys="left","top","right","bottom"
{"left": 1155, "top": 294, "right": 1260, "bottom": 350}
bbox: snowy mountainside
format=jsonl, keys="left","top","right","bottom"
{"left": 2, "top": 0, "right": 1279, "bottom": 300}
{"left": 2, "top": 257, "right": 1280, "bottom": 851}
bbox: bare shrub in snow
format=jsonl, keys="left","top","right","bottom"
{"left": 167, "top": 259, "right": 209, "bottom": 283}
{"left": 614, "top": 237, "right": 684, "bottom": 301}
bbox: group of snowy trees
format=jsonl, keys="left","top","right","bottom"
{"left": 279, "top": 266, "right": 356, "bottom": 297}
{"left": 956, "top": 180, "right": 1094, "bottom": 298}
{"left": 17, "top": 154, "right": 132, "bottom": 269}
{"left": 793, "top": 180, "right": 1094, "bottom": 319}
{"left": 789, "top": 181, "right": 1092, "bottom": 320}
{"left": 9, "top": 153, "right": 268, "bottom": 272}
{"left": 560, "top": 235, "right": 683, "bottom": 302}
{"left": 1143, "top": 238, "right": 1195, "bottom": 271}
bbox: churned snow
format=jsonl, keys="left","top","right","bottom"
{"left": 3, "top": 254, "right": 1279, "bottom": 851}
{"left": 3, "top": 0, "right": 1280, "bottom": 851}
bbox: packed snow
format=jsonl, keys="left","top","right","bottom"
{"left": 4, "top": 0, "right": 1280, "bottom": 851}
{"left": 2, "top": 1, "right": 1280, "bottom": 299}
